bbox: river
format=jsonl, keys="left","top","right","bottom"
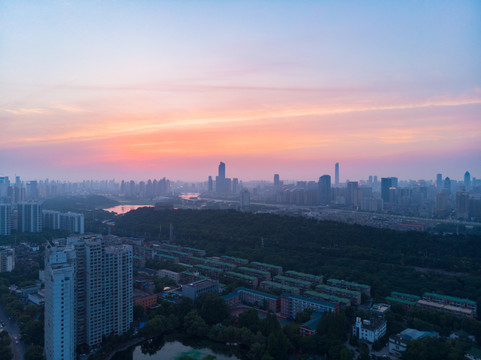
{"left": 105, "top": 204, "right": 154, "bottom": 215}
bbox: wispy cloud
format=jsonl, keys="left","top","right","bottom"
{"left": 4, "top": 108, "right": 49, "bottom": 115}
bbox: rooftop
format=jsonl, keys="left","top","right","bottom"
{"left": 236, "top": 286, "right": 278, "bottom": 300}
{"left": 327, "top": 278, "right": 370, "bottom": 289}
{"left": 423, "top": 292, "right": 476, "bottom": 306}
{"left": 391, "top": 291, "right": 421, "bottom": 300}
{"left": 251, "top": 261, "right": 282, "bottom": 270}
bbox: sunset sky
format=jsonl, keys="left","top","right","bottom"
{"left": 1, "top": 1, "right": 480, "bottom": 182}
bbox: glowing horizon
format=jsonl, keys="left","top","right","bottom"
{"left": 1, "top": 1, "right": 480, "bottom": 182}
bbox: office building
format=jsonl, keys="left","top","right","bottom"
{"left": 182, "top": 279, "right": 219, "bottom": 301}
{"left": 17, "top": 202, "right": 42, "bottom": 232}
{"left": 436, "top": 173, "right": 443, "bottom": 190}
{"left": 319, "top": 175, "right": 331, "bottom": 205}
{"left": 274, "top": 174, "right": 280, "bottom": 187}
{"left": 208, "top": 176, "right": 213, "bottom": 192}
{"left": 216, "top": 162, "right": 226, "bottom": 194}
{"left": 381, "top": 178, "right": 397, "bottom": 204}
{"left": 444, "top": 177, "right": 452, "bottom": 195}
{"left": 232, "top": 178, "right": 239, "bottom": 193}
{"left": 465, "top": 171, "right": 471, "bottom": 191}
{"left": 346, "top": 181, "right": 359, "bottom": 206}
{"left": 352, "top": 317, "right": 387, "bottom": 343}
{"left": 335, "top": 163, "right": 339, "bottom": 186}
{"left": 239, "top": 188, "right": 250, "bottom": 210}
{"left": 456, "top": 192, "right": 470, "bottom": 219}
{"left": 389, "top": 328, "right": 439, "bottom": 356}
{"left": 0, "top": 204, "right": 12, "bottom": 235}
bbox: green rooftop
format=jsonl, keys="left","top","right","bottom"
{"left": 205, "top": 259, "right": 236, "bottom": 268}
{"left": 178, "top": 263, "right": 193, "bottom": 268}
{"left": 237, "top": 267, "right": 270, "bottom": 276}
{"left": 251, "top": 261, "right": 282, "bottom": 270}
{"left": 385, "top": 296, "right": 417, "bottom": 306}
{"left": 225, "top": 271, "right": 257, "bottom": 281}
{"left": 327, "top": 278, "right": 370, "bottom": 289}
{"left": 305, "top": 290, "right": 350, "bottom": 304}
{"left": 424, "top": 292, "right": 476, "bottom": 306}
{"left": 285, "top": 270, "right": 321, "bottom": 281}
{"left": 221, "top": 255, "right": 248, "bottom": 263}
{"left": 274, "top": 275, "right": 311, "bottom": 286}
{"left": 391, "top": 291, "right": 421, "bottom": 300}
{"left": 156, "top": 254, "right": 178, "bottom": 260}
{"left": 194, "top": 264, "right": 222, "bottom": 273}
{"left": 261, "top": 281, "right": 299, "bottom": 292}
{"left": 316, "top": 284, "right": 360, "bottom": 296}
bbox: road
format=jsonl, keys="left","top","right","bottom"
{"left": 0, "top": 303, "right": 26, "bottom": 360}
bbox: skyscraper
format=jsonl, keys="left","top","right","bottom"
{"left": 436, "top": 173, "right": 443, "bottom": 190}
{"left": 216, "top": 162, "right": 226, "bottom": 194}
{"left": 274, "top": 174, "right": 280, "bottom": 187}
{"left": 346, "top": 181, "right": 359, "bottom": 205}
{"left": 464, "top": 171, "right": 471, "bottom": 191}
{"left": 208, "top": 176, "right": 213, "bottom": 192}
{"left": 319, "top": 175, "right": 331, "bottom": 205}
{"left": 381, "top": 178, "right": 393, "bottom": 204}
{"left": 456, "top": 191, "right": 470, "bottom": 219}
{"left": 444, "top": 177, "right": 451, "bottom": 195}
{"left": 335, "top": 163, "right": 339, "bottom": 187}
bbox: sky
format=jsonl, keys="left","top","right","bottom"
{"left": 1, "top": 1, "right": 480, "bottom": 182}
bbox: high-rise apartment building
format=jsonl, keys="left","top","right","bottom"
{"left": 44, "top": 236, "right": 133, "bottom": 359}
{"left": 0, "top": 204, "right": 12, "bottom": 235}
{"left": 43, "top": 210, "right": 85, "bottom": 234}
{"left": 44, "top": 242, "right": 76, "bottom": 360}
{"left": 17, "top": 202, "right": 42, "bottom": 232}
{"left": 0, "top": 247, "right": 15, "bottom": 272}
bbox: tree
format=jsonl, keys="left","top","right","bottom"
{"left": 133, "top": 305, "right": 145, "bottom": 320}
{"left": 24, "top": 345, "right": 45, "bottom": 360}
{"left": 183, "top": 310, "right": 209, "bottom": 338}
{"left": 266, "top": 331, "right": 292, "bottom": 360}
{"left": 196, "top": 293, "right": 230, "bottom": 325}
{"left": 238, "top": 308, "right": 260, "bottom": 333}
{"left": 295, "top": 308, "right": 314, "bottom": 323}
{"left": 259, "top": 311, "right": 281, "bottom": 337}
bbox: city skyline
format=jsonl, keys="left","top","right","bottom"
{"left": 1, "top": 1, "right": 480, "bottom": 181}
